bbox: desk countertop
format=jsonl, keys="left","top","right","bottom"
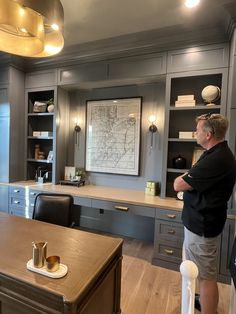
{"left": 0, "top": 212, "right": 123, "bottom": 305}
{"left": 6, "top": 181, "right": 184, "bottom": 211}
{"left": 3, "top": 181, "right": 236, "bottom": 219}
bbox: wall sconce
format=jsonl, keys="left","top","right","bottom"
{"left": 148, "top": 115, "right": 157, "bottom": 148}
{"left": 73, "top": 118, "right": 81, "bottom": 146}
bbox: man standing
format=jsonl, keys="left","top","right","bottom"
{"left": 174, "top": 113, "right": 236, "bottom": 314}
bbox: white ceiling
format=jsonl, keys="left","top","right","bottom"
{"left": 60, "top": 0, "right": 235, "bottom": 48}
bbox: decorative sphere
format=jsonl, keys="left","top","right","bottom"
{"left": 201, "top": 85, "right": 220, "bottom": 104}
{"left": 47, "top": 104, "right": 54, "bottom": 113}
{"left": 180, "top": 260, "right": 199, "bottom": 279}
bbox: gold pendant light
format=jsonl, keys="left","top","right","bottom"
{"left": 0, "top": 0, "right": 64, "bottom": 57}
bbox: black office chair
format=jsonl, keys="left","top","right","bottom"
{"left": 33, "top": 193, "right": 74, "bottom": 227}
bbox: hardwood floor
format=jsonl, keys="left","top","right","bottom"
{"left": 79, "top": 228, "right": 230, "bottom": 314}
{"left": 121, "top": 238, "right": 230, "bottom": 314}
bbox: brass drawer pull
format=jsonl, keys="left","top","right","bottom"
{"left": 30, "top": 192, "right": 37, "bottom": 195}
{"left": 164, "top": 249, "right": 174, "bottom": 255}
{"left": 13, "top": 189, "right": 20, "bottom": 193}
{"left": 167, "top": 214, "right": 176, "bottom": 219}
{"left": 167, "top": 229, "right": 175, "bottom": 234}
{"left": 114, "top": 206, "right": 129, "bottom": 212}
{"left": 14, "top": 200, "right": 20, "bottom": 204}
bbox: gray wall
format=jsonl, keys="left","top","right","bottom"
{"left": 68, "top": 82, "right": 166, "bottom": 191}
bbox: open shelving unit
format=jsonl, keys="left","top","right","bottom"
{"left": 161, "top": 69, "right": 228, "bottom": 198}
{"left": 25, "top": 88, "right": 56, "bottom": 183}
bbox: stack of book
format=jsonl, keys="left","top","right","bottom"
{"left": 175, "top": 95, "right": 196, "bottom": 107}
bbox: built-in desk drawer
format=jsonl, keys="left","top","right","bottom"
{"left": 156, "top": 208, "right": 182, "bottom": 222}
{"left": 154, "top": 241, "right": 183, "bottom": 264}
{"left": 156, "top": 220, "right": 184, "bottom": 242}
{"left": 73, "top": 196, "right": 91, "bottom": 207}
{"left": 9, "top": 186, "right": 26, "bottom": 218}
{"left": 153, "top": 207, "right": 183, "bottom": 271}
{"left": 9, "top": 186, "right": 25, "bottom": 197}
{"left": 91, "top": 199, "right": 155, "bottom": 217}
{"left": 9, "top": 196, "right": 25, "bottom": 208}
{"left": 28, "top": 189, "right": 40, "bottom": 198}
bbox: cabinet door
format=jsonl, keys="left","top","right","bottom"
{"left": 167, "top": 44, "right": 228, "bottom": 73}
{"left": 58, "top": 63, "right": 107, "bottom": 85}
{"left": 219, "top": 219, "right": 235, "bottom": 278}
{"left": 0, "top": 185, "right": 8, "bottom": 213}
{"left": 0, "top": 89, "right": 10, "bottom": 183}
{"left": 0, "top": 67, "right": 9, "bottom": 85}
{"left": 25, "top": 70, "right": 57, "bottom": 88}
{"left": 108, "top": 53, "right": 166, "bottom": 79}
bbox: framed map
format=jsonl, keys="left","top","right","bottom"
{"left": 85, "top": 97, "right": 142, "bottom": 175}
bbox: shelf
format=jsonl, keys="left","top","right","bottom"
{"left": 167, "top": 168, "right": 189, "bottom": 173}
{"left": 28, "top": 136, "right": 53, "bottom": 140}
{"left": 169, "top": 104, "right": 220, "bottom": 110}
{"left": 27, "top": 158, "right": 52, "bottom": 164}
{"left": 28, "top": 113, "right": 54, "bottom": 116}
{"left": 168, "top": 138, "right": 196, "bottom": 142}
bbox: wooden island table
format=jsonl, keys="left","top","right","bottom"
{"left": 0, "top": 212, "right": 123, "bottom": 314}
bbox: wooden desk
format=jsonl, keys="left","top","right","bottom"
{"left": 0, "top": 212, "right": 123, "bottom": 314}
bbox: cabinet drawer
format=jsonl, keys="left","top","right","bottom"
{"left": 28, "top": 189, "right": 40, "bottom": 198}
{"left": 156, "top": 208, "right": 182, "bottom": 222}
{"left": 9, "top": 186, "right": 25, "bottom": 197}
{"left": 9, "top": 196, "right": 25, "bottom": 207}
{"left": 155, "top": 220, "right": 184, "bottom": 241}
{"left": 73, "top": 196, "right": 91, "bottom": 207}
{"left": 9, "top": 206, "right": 25, "bottom": 217}
{"left": 154, "top": 241, "right": 183, "bottom": 264}
{"left": 91, "top": 199, "right": 155, "bottom": 217}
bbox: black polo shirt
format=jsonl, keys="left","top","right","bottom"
{"left": 182, "top": 141, "right": 236, "bottom": 237}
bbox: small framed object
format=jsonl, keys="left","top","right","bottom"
{"left": 192, "top": 147, "right": 205, "bottom": 166}
{"left": 64, "top": 167, "right": 76, "bottom": 181}
{"left": 47, "top": 151, "right": 53, "bottom": 162}
{"left": 177, "top": 191, "right": 184, "bottom": 201}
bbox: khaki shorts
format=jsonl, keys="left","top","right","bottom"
{"left": 183, "top": 227, "right": 220, "bottom": 280}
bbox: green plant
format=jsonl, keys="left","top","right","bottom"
{"left": 75, "top": 168, "right": 86, "bottom": 179}
{"left": 47, "top": 98, "right": 54, "bottom": 106}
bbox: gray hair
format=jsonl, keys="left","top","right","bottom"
{"left": 196, "top": 113, "right": 228, "bottom": 140}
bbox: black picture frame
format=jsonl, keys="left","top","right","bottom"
{"left": 85, "top": 97, "right": 142, "bottom": 175}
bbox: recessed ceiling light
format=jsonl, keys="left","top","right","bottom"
{"left": 185, "top": 0, "right": 200, "bottom": 8}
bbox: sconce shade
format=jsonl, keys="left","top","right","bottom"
{"left": 148, "top": 115, "right": 156, "bottom": 124}
{"left": 0, "top": 0, "right": 64, "bottom": 57}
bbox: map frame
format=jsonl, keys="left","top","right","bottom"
{"left": 85, "top": 97, "right": 142, "bottom": 175}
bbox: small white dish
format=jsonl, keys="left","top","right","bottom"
{"left": 27, "top": 259, "right": 68, "bottom": 278}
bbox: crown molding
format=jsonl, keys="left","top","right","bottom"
{"left": 22, "top": 23, "right": 229, "bottom": 72}
{"left": 0, "top": 16, "right": 235, "bottom": 72}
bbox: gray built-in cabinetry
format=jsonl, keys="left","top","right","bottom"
{"left": 26, "top": 88, "right": 55, "bottom": 182}
{"left": 0, "top": 42, "right": 235, "bottom": 284}
{"left": 153, "top": 209, "right": 234, "bottom": 284}
{"left": 0, "top": 185, "right": 8, "bottom": 213}
{"left": 162, "top": 69, "right": 228, "bottom": 198}
{"left": 0, "top": 67, "right": 25, "bottom": 183}
{"left": 25, "top": 84, "right": 69, "bottom": 184}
